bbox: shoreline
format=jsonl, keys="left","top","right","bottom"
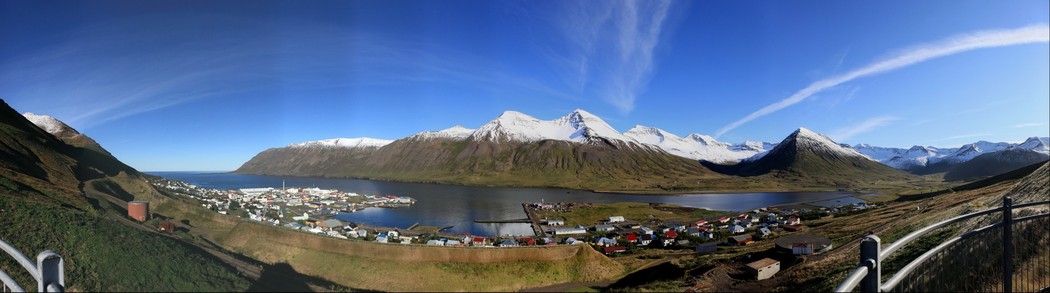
{"left": 170, "top": 171, "right": 864, "bottom": 196}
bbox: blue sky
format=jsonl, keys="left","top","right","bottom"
{"left": 2, "top": 0, "right": 1048, "bottom": 171}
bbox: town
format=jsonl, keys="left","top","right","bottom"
{"left": 147, "top": 177, "right": 880, "bottom": 281}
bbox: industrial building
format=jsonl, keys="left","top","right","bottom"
{"left": 128, "top": 200, "right": 150, "bottom": 222}
{"left": 746, "top": 258, "right": 780, "bottom": 280}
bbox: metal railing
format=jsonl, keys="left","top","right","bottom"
{"left": 836, "top": 197, "right": 1050, "bottom": 292}
{"left": 0, "top": 240, "right": 64, "bottom": 292}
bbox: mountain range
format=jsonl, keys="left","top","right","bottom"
{"left": 234, "top": 108, "right": 1045, "bottom": 187}
{"left": 236, "top": 108, "right": 1046, "bottom": 189}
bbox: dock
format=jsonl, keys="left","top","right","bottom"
{"left": 522, "top": 203, "right": 545, "bottom": 237}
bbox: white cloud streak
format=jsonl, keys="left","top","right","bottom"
{"left": 1012, "top": 122, "right": 1044, "bottom": 128}
{"left": 830, "top": 116, "right": 899, "bottom": 141}
{"left": 546, "top": 0, "right": 675, "bottom": 114}
{"left": 715, "top": 24, "right": 1050, "bottom": 138}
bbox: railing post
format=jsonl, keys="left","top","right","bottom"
{"left": 1002, "top": 196, "right": 1012, "bottom": 293}
{"left": 36, "top": 250, "right": 63, "bottom": 292}
{"left": 860, "top": 235, "right": 881, "bottom": 292}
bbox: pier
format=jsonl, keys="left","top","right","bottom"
{"left": 522, "top": 203, "right": 545, "bottom": 237}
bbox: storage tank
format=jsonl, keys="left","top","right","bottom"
{"left": 128, "top": 201, "right": 150, "bottom": 222}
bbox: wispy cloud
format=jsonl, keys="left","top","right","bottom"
{"left": 830, "top": 116, "right": 899, "bottom": 141}
{"left": 1012, "top": 122, "right": 1044, "bottom": 128}
{"left": 715, "top": 23, "right": 1050, "bottom": 138}
{"left": 543, "top": 0, "right": 676, "bottom": 114}
{"left": 0, "top": 19, "right": 574, "bottom": 129}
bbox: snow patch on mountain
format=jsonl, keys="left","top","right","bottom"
{"left": 411, "top": 125, "right": 475, "bottom": 140}
{"left": 786, "top": 128, "right": 871, "bottom": 160}
{"left": 471, "top": 109, "right": 631, "bottom": 143}
{"left": 23, "top": 112, "right": 74, "bottom": 135}
{"left": 623, "top": 125, "right": 773, "bottom": 164}
{"left": 289, "top": 137, "right": 393, "bottom": 149}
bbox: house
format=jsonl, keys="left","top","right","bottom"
{"left": 427, "top": 239, "right": 445, "bottom": 246}
{"left": 388, "top": 230, "right": 400, "bottom": 239}
{"left": 729, "top": 235, "right": 753, "bottom": 246}
{"left": 472, "top": 237, "right": 487, "bottom": 246}
{"left": 717, "top": 217, "right": 731, "bottom": 224}
{"left": 603, "top": 246, "right": 627, "bottom": 255}
{"left": 521, "top": 237, "right": 537, "bottom": 246}
{"left": 318, "top": 219, "right": 344, "bottom": 230}
{"left": 565, "top": 237, "right": 583, "bottom": 245}
{"left": 158, "top": 220, "right": 175, "bottom": 233}
{"left": 542, "top": 237, "right": 555, "bottom": 246}
{"left": 546, "top": 219, "right": 565, "bottom": 226}
{"left": 785, "top": 216, "right": 801, "bottom": 226}
{"left": 499, "top": 239, "right": 519, "bottom": 247}
{"left": 639, "top": 234, "right": 654, "bottom": 246}
{"left": 626, "top": 233, "right": 638, "bottom": 243}
{"left": 640, "top": 227, "right": 654, "bottom": 235}
{"left": 746, "top": 258, "right": 780, "bottom": 280}
{"left": 398, "top": 236, "right": 413, "bottom": 243}
{"left": 608, "top": 216, "right": 625, "bottom": 223}
{"left": 595, "top": 237, "right": 618, "bottom": 247}
{"left": 445, "top": 240, "right": 462, "bottom": 246}
{"left": 730, "top": 225, "right": 747, "bottom": 234}
{"left": 692, "top": 220, "right": 708, "bottom": 228}
{"left": 661, "top": 236, "right": 676, "bottom": 247}
{"left": 699, "top": 230, "right": 715, "bottom": 240}
{"left": 594, "top": 224, "right": 616, "bottom": 232}
{"left": 757, "top": 227, "right": 773, "bottom": 238}
{"left": 695, "top": 242, "right": 718, "bottom": 253}
{"left": 664, "top": 230, "right": 678, "bottom": 239}
{"left": 357, "top": 230, "right": 368, "bottom": 238}
{"left": 676, "top": 239, "right": 691, "bottom": 246}
{"left": 376, "top": 233, "right": 389, "bottom": 243}
{"left": 553, "top": 226, "right": 588, "bottom": 235}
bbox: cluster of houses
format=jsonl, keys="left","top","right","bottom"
{"left": 149, "top": 178, "right": 414, "bottom": 227}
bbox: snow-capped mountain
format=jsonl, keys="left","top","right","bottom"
{"left": 24, "top": 112, "right": 76, "bottom": 136}
{"left": 854, "top": 137, "right": 1048, "bottom": 170}
{"left": 1017, "top": 137, "right": 1050, "bottom": 153}
{"left": 705, "top": 127, "right": 908, "bottom": 182}
{"left": 623, "top": 125, "right": 774, "bottom": 164}
{"left": 289, "top": 137, "right": 393, "bottom": 149}
{"left": 790, "top": 128, "right": 870, "bottom": 159}
{"left": 409, "top": 125, "right": 475, "bottom": 140}
{"left": 23, "top": 112, "right": 111, "bottom": 155}
{"left": 470, "top": 109, "right": 632, "bottom": 144}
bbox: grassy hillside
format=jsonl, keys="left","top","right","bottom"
{"left": 0, "top": 192, "right": 250, "bottom": 291}
{"left": 236, "top": 137, "right": 724, "bottom": 192}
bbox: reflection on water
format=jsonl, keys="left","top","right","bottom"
{"left": 150, "top": 172, "right": 870, "bottom": 236}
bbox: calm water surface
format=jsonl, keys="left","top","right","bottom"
{"left": 150, "top": 172, "right": 870, "bottom": 236}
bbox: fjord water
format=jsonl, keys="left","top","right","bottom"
{"left": 151, "top": 172, "right": 869, "bottom": 236}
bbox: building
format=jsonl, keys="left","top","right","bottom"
{"left": 746, "top": 258, "right": 780, "bottom": 280}
{"left": 318, "top": 219, "right": 344, "bottom": 230}
{"left": 128, "top": 201, "right": 150, "bottom": 222}
{"left": 546, "top": 219, "right": 565, "bottom": 226}
{"left": 695, "top": 242, "right": 718, "bottom": 253}
{"left": 552, "top": 226, "right": 587, "bottom": 235}
{"left": 158, "top": 220, "right": 174, "bottom": 233}
{"left": 729, "top": 235, "right": 753, "bottom": 246}
{"left": 603, "top": 246, "right": 627, "bottom": 255}
{"left": 774, "top": 234, "right": 833, "bottom": 255}
{"left": 499, "top": 239, "right": 519, "bottom": 247}
{"left": 608, "top": 216, "right": 625, "bottom": 223}
{"left": 729, "top": 225, "right": 746, "bottom": 234}
{"left": 594, "top": 224, "right": 616, "bottom": 232}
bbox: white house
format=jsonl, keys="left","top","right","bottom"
{"left": 730, "top": 225, "right": 746, "bottom": 234}
{"left": 608, "top": 216, "right": 625, "bottom": 223}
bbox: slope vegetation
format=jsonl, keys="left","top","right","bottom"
{"left": 0, "top": 99, "right": 249, "bottom": 291}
